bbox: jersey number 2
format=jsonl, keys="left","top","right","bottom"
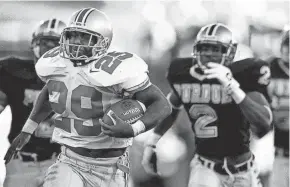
{"left": 189, "top": 104, "right": 218, "bottom": 138}
{"left": 258, "top": 66, "right": 271, "bottom": 85}
{"left": 47, "top": 80, "right": 103, "bottom": 136}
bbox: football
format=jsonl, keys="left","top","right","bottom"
{"left": 103, "top": 99, "right": 146, "bottom": 125}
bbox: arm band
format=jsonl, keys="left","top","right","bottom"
{"left": 22, "top": 119, "right": 39, "bottom": 134}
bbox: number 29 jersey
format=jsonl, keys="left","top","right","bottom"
{"left": 35, "top": 47, "right": 151, "bottom": 149}
{"left": 167, "top": 57, "right": 270, "bottom": 158}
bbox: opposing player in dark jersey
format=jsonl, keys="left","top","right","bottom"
{"left": 269, "top": 27, "right": 289, "bottom": 187}
{"left": 142, "top": 23, "right": 273, "bottom": 187}
{"left": 0, "top": 19, "right": 66, "bottom": 187}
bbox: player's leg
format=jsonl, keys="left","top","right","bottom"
{"left": 4, "top": 157, "right": 43, "bottom": 187}
{"left": 43, "top": 160, "right": 85, "bottom": 187}
{"left": 52, "top": 146, "right": 130, "bottom": 187}
{"left": 231, "top": 161, "right": 262, "bottom": 187}
{"left": 34, "top": 158, "right": 57, "bottom": 186}
{"left": 271, "top": 149, "right": 289, "bottom": 187}
{"left": 250, "top": 130, "right": 275, "bottom": 187}
{"left": 271, "top": 126, "right": 289, "bottom": 187}
{"left": 188, "top": 156, "right": 222, "bottom": 187}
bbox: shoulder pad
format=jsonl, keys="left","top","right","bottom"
{"left": 88, "top": 52, "right": 148, "bottom": 87}
{"left": 167, "top": 57, "right": 192, "bottom": 79}
{"left": 232, "top": 58, "right": 271, "bottom": 94}
{"left": 35, "top": 47, "right": 67, "bottom": 82}
{"left": 231, "top": 58, "right": 268, "bottom": 74}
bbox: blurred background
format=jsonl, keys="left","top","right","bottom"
{"left": 0, "top": 1, "right": 289, "bottom": 187}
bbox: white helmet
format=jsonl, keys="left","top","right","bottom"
{"left": 193, "top": 23, "right": 237, "bottom": 67}
{"left": 59, "top": 8, "right": 113, "bottom": 65}
{"left": 31, "top": 18, "right": 66, "bottom": 60}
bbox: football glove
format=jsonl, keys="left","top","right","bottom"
{"left": 4, "top": 132, "right": 31, "bottom": 164}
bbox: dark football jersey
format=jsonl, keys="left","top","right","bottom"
{"left": 268, "top": 57, "right": 289, "bottom": 149}
{"left": 167, "top": 57, "right": 270, "bottom": 158}
{"left": 0, "top": 57, "right": 60, "bottom": 158}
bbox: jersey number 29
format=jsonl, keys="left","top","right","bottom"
{"left": 47, "top": 80, "right": 104, "bottom": 136}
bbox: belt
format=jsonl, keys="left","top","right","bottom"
{"left": 197, "top": 154, "right": 254, "bottom": 175}
{"left": 66, "top": 145, "right": 126, "bottom": 158}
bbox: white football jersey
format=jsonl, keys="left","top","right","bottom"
{"left": 35, "top": 47, "right": 151, "bottom": 149}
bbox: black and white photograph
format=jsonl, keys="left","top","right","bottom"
{"left": 0, "top": 1, "right": 289, "bottom": 187}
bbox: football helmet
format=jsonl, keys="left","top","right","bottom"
{"left": 31, "top": 19, "right": 66, "bottom": 61}
{"left": 59, "top": 8, "right": 113, "bottom": 65}
{"left": 192, "top": 23, "right": 237, "bottom": 68}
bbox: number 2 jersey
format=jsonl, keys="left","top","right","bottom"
{"left": 35, "top": 47, "right": 151, "bottom": 149}
{"left": 167, "top": 57, "right": 270, "bottom": 158}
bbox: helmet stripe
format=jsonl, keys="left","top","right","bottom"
{"left": 51, "top": 18, "right": 56, "bottom": 29}
{"left": 212, "top": 24, "right": 220, "bottom": 36}
{"left": 74, "top": 9, "right": 84, "bottom": 23}
{"left": 208, "top": 24, "right": 216, "bottom": 36}
{"left": 76, "top": 8, "right": 92, "bottom": 23}
{"left": 47, "top": 19, "right": 52, "bottom": 30}
{"left": 82, "top": 8, "right": 95, "bottom": 25}
{"left": 54, "top": 19, "right": 59, "bottom": 32}
{"left": 205, "top": 25, "right": 210, "bottom": 35}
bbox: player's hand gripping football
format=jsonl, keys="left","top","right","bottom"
{"left": 204, "top": 62, "right": 234, "bottom": 87}
{"left": 4, "top": 132, "right": 31, "bottom": 164}
{"left": 142, "top": 145, "right": 159, "bottom": 176}
{"left": 99, "top": 113, "right": 134, "bottom": 138}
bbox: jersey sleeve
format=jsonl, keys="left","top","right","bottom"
{"left": 88, "top": 52, "right": 150, "bottom": 88}
{"left": 116, "top": 53, "right": 151, "bottom": 94}
{"left": 238, "top": 58, "right": 272, "bottom": 102}
{"left": 119, "top": 73, "right": 151, "bottom": 93}
{"left": 35, "top": 47, "right": 66, "bottom": 83}
{"left": 166, "top": 91, "right": 183, "bottom": 110}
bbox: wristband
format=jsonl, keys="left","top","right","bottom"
{"left": 22, "top": 119, "right": 39, "bottom": 134}
{"left": 225, "top": 78, "right": 240, "bottom": 95}
{"left": 131, "top": 120, "right": 146, "bottom": 137}
{"left": 231, "top": 87, "right": 246, "bottom": 104}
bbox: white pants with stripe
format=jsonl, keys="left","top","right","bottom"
{"left": 188, "top": 155, "right": 262, "bottom": 187}
{"left": 43, "top": 146, "right": 129, "bottom": 187}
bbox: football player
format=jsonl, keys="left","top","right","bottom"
{"left": 269, "top": 27, "right": 289, "bottom": 187}
{"left": 142, "top": 23, "right": 273, "bottom": 187}
{"left": 4, "top": 8, "right": 171, "bottom": 187}
{"left": 0, "top": 19, "right": 66, "bottom": 186}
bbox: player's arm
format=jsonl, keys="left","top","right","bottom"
{"left": 4, "top": 84, "right": 53, "bottom": 164}
{"left": 205, "top": 62, "right": 272, "bottom": 138}
{"left": 226, "top": 62, "right": 273, "bottom": 138}
{"left": 231, "top": 88, "right": 272, "bottom": 138}
{"left": 133, "top": 84, "right": 172, "bottom": 136}
{"left": 100, "top": 73, "right": 171, "bottom": 138}
{"left": 141, "top": 90, "right": 183, "bottom": 175}
{"left": 21, "top": 84, "right": 53, "bottom": 134}
{"left": 144, "top": 91, "right": 183, "bottom": 146}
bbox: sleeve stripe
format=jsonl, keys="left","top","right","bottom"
{"left": 264, "top": 105, "right": 273, "bottom": 125}
{"left": 126, "top": 77, "right": 151, "bottom": 92}
{"left": 166, "top": 92, "right": 183, "bottom": 110}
